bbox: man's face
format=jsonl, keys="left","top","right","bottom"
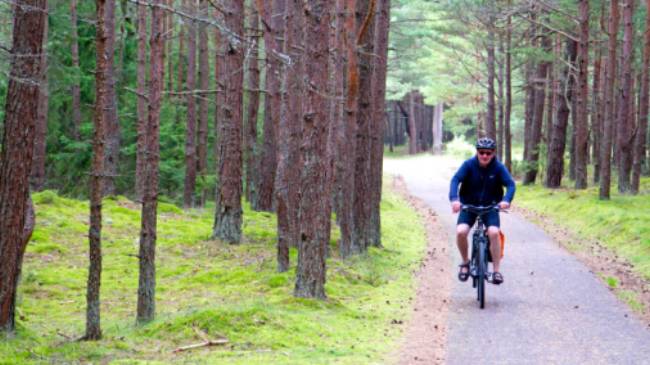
{"left": 477, "top": 149, "right": 495, "bottom": 167}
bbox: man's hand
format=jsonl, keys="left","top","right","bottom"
{"left": 498, "top": 201, "right": 510, "bottom": 210}
{"left": 451, "top": 200, "right": 461, "bottom": 213}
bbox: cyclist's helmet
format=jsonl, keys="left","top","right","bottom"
{"left": 476, "top": 137, "right": 496, "bottom": 150}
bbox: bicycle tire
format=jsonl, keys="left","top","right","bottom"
{"left": 477, "top": 239, "right": 486, "bottom": 309}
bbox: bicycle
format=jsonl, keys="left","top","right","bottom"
{"left": 462, "top": 204, "right": 500, "bottom": 309}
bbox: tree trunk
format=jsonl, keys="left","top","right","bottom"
{"left": 166, "top": 0, "right": 173, "bottom": 94}
{"left": 272, "top": 0, "right": 302, "bottom": 272}
{"left": 617, "top": 0, "right": 635, "bottom": 194}
{"left": 599, "top": 0, "right": 619, "bottom": 200}
{"left": 338, "top": 0, "right": 359, "bottom": 258}
{"left": 369, "top": 0, "right": 390, "bottom": 247}
{"left": 592, "top": 36, "right": 604, "bottom": 183}
{"left": 0, "top": 0, "right": 46, "bottom": 335}
{"left": 523, "top": 19, "right": 536, "bottom": 165}
{"left": 31, "top": 11, "right": 48, "bottom": 192}
{"left": 632, "top": 0, "right": 650, "bottom": 194}
{"left": 103, "top": 0, "right": 119, "bottom": 196}
{"left": 574, "top": 0, "right": 590, "bottom": 189}
{"left": 485, "top": 19, "right": 496, "bottom": 140}
{"left": 505, "top": 5, "right": 512, "bottom": 171}
{"left": 523, "top": 34, "right": 550, "bottom": 185}
{"left": 256, "top": 0, "right": 285, "bottom": 211}
{"left": 70, "top": 0, "right": 82, "bottom": 139}
{"left": 137, "top": 0, "right": 164, "bottom": 324}
{"left": 197, "top": 0, "right": 209, "bottom": 206}
{"left": 497, "top": 32, "right": 505, "bottom": 161}
{"left": 245, "top": 6, "right": 260, "bottom": 206}
{"left": 183, "top": 0, "right": 197, "bottom": 208}
{"left": 353, "top": 0, "right": 376, "bottom": 251}
{"left": 407, "top": 91, "right": 417, "bottom": 154}
{"left": 86, "top": 0, "right": 108, "bottom": 340}
{"left": 546, "top": 39, "right": 578, "bottom": 188}
{"left": 294, "top": 0, "right": 331, "bottom": 300}
{"left": 135, "top": 0, "right": 148, "bottom": 201}
{"left": 212, "top": 0, "right": 244, "bottom": 244}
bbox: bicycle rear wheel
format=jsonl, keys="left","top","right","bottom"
{"left": 477, "top": 240, "right": 486, "bottom": 309}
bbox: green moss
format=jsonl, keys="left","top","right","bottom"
{"left": 6, "top": 184, "right": 427, "bottom": 364}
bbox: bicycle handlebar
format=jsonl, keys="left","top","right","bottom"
{"left": 461, "top": 204, "right": 502, "bottom": 215}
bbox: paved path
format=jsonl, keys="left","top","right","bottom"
{"left": 385, "top": 155, "right": 650, "bottom": 365}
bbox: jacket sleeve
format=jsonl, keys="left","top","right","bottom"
{"left": 449, "top": 161, "right": 468, "bottom": 202}
{"left": 499, "top": 164, "right": 516, "bottom": 202}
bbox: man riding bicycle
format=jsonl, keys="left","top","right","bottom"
{"left": 449, "top": 137, "right": 516, "bottom": 285}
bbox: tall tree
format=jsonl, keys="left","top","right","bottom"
{"left": 485, "top": 14, "right": 497, "bottom": 140}
{"left": 574, "top": 0, "right": 590, "bottom": 189}
{"left": 31, "top": 9, "right": 49, "bottom": 192}
{"left": 294, "top": 0, "right": 331, "bottom": 299}
{"left": 273, "top": 0, "right": 302, "bottom": 271}
{"left": 135, "top": 0, "right": 148, "bottom": 201}
{"left": 369, "top": 0, "right": 390, "bottom": 247}
{"left": 504, "top": 2, "right": 512, "bottom": 171}
{"left": 592, "top": 5, "right": 605, "bottom": 184}
{"left": 245, "top": 5, "right": 260, "bottom": 206}
{"left": 137, "top": 0, "right": 164, "bottom": 324}
{"left": 599, "top": 0, "right": 619, "bottom": 199}
{"left": 523, "top": 33, "right": 551, "bottom": 185}
{"left": 256, "top": 0, "right": 285, "bottom": 211}
{"left": 546, "top": 39, "right": 578, "bottom": 188}
{"left": 103, "top": 0, "right": 119, "bottom": 196}
{"left": 353, "top": 0, "right": 376, "bottom": 250}
{"left": 617, "top": 0, "right": 635, "bottom": 193}
{"left": 0, "top": 0, "right": 46, "bottom": 334}
{"left": 213, "top": 0, "right": 244, "bottom": 243}
{"left": 70, "top": 0, "right": 82, "bottom": 139}
{"left": 86, "top": 0, "right": 108, "bottom": 340}
{"left": 338, "top": 0, "right": 360, "bottom": 258}
{"left": 633, "top": 0, "right": 650, "bottom": 194}
{"left": 183, "top": 0, "right": 197, "bottom": 207}
{"left": 197, "top": 0, "right": 210, "bottom": 206}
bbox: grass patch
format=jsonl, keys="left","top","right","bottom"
{"left": 2, "top": 184, "right": 427, "bottom": 364}
{"left": 516, "top": 178, "right": 650, "bottom": 281}
{"left": 618, "top": 290, "right": 645, "bottom": 313}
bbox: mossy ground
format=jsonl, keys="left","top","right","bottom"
{"left": 1, "top": 185, "right": 426, "bottom": 364}
{"left": 516, "top": 177, "right": 650, "bottom": 282}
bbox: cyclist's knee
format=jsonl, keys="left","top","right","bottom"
{"left": 456, "top": 224, "right": 470, "bottom": 238}
{"left": 487, "top": 226, "right": 500, "bottom": 237}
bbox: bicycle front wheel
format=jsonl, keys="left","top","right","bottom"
{"left": 477, "top": 241, "right": 486, "bottom": 309}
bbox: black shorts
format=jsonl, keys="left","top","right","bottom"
{"left": 457, "top": 209, "right": 500, "bottom": 228}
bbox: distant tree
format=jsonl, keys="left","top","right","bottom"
{"left": 245, "top": 4, "right": 260, "bottom": 207}
{"left": 632, "top": 0, "right": 650, "bottom": 194}
{"left": 213, "top": 0, "right": 244, "bottom": 244}
{"left": 294, "top": 0, "right": 331, "bottom": 299}
{"left": 70, "top": 0, "right": 82, "bottom": 139}
{"left": 137, "top": 0, "right": 164, "bottom": 324}
{"left": 183, "top": 0, "right": 197, "bottom": 207}
{"left": 274, "top": 0, "right": 302, "bottom": 271}
{"left": 196, "top": 0, "right": 210, "bottom": 206}
{"left": 135, "top": 0, "right": 148, "bottom": 201}
{"left": 31, "top": 9, "right": 49, "bottom": 192}
{"left": 599, "top": 0, "right": 619, "bottom": 199}
{"left": 574, "top": 0, "right": 590, "bottom": 189}
{"left": 0, "top": 0, "right": 46, "bottom": 335}
{"left": 616, "top": 0, "right": 635, "bottom": 194}
{"left": 103, "top": 0, "right": 119, "bottom": 196}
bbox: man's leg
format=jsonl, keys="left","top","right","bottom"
{"left": 457, "top": 224, "right": 471, "bottom": 263}
{"left": 487, "top": 226, "right": 502, "bottom": 276}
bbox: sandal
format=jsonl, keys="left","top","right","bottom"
{"left": 492, "top": 271, "right": 503, "bottom": 285}
{"left": 458, "top": 262, "right": 470, "bottom": 282}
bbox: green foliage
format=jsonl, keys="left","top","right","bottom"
{"left": 2, "top": 186, "right": 427, "bottom": 364}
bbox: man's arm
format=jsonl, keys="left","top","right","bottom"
{"left": 449, "top": 160, "right": 468, "bottom": 204}
{"left": 499, "top": 164, "right": 516, "bottom": 203}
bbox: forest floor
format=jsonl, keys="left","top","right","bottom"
{"left": 385, "top": 154, "right": 650, "bottom": 364}
{"left": 1, "top": 185, "right": 430, "bottom": 364}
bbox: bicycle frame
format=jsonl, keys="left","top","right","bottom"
{"left": 463, "top": 204, "right": 498, "bottom": 309}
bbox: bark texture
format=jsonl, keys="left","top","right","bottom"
{"left": 212, "top": 0, "right": 244, "bottom": 244}
{"left": 633, "top": 0, "right": 650, "bottom": 194}
{"left": 574, "top": 0, "right": 590, "bottom": 189}
{"left": 294, "top": 0, "right": 331, "bottom": 300}
{"left": 183, "top": 0, "right": 197, "bottom": 207}
{"left": 0, "top": 0, "right": 46, "bottom": 334}
{"left": 617, "top": 0, "right": 635, "bottom": 193}
{"left": 245, "top": 6, "right": 260, "bottom": 206}
{"left": 137, "top": 0, "right": 164, "bottom": 324}
{"left": 197, "top": 0, "right": 209, "bottom": 206}
{"left": 599, "top": 0, "right": 619, "bottom": 199}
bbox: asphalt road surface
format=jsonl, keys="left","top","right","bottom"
{"left": 385, "top": 155, "right": 650, "bottom": 365}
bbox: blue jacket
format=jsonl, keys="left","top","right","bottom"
{"left": 449, "top": 156, "right": 516, "bottom": 205}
